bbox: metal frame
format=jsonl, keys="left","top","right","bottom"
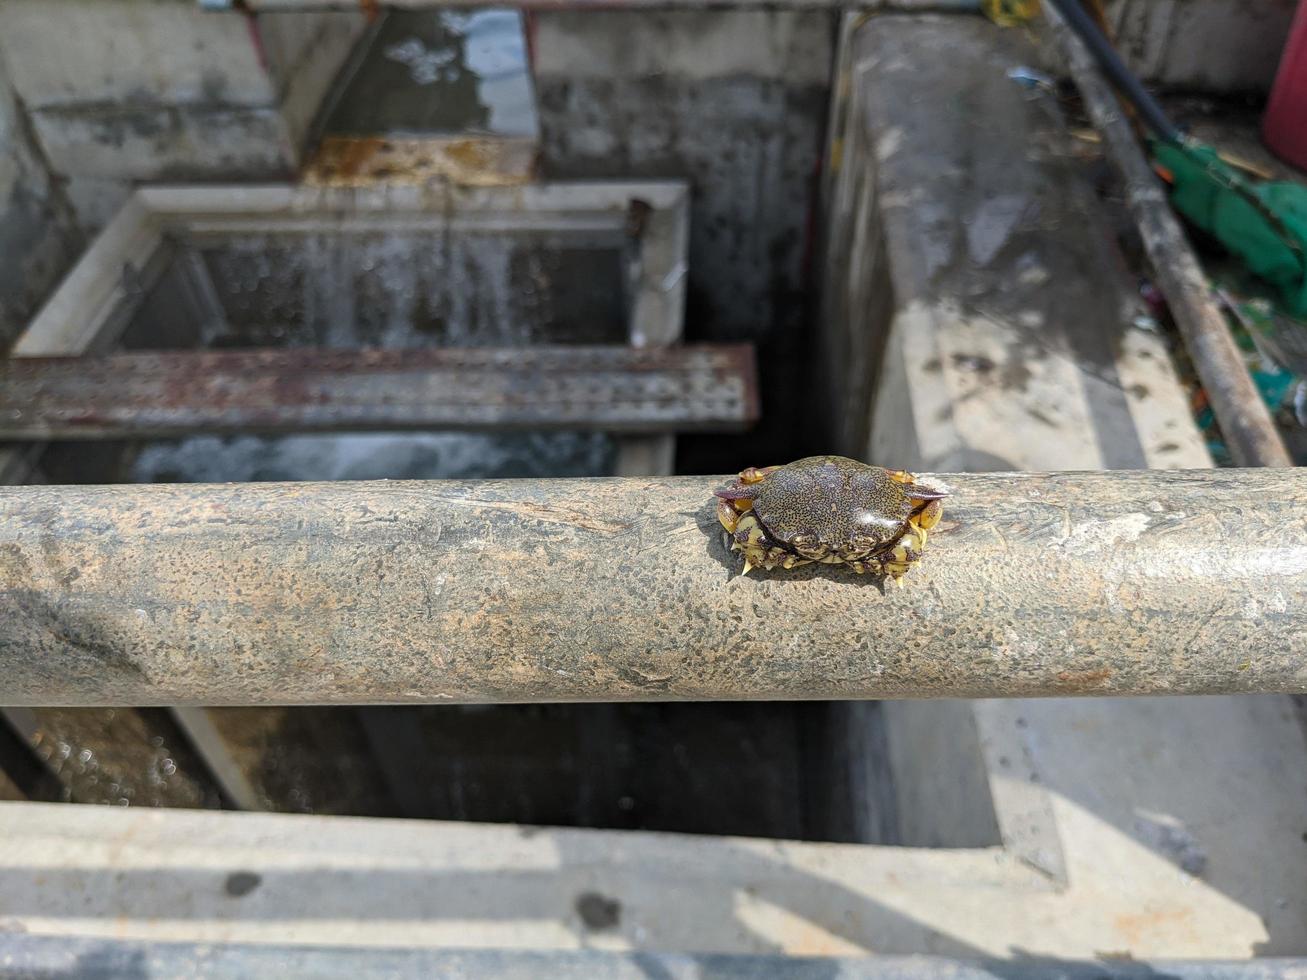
{"left": 16, "top": 182, "right": 690, "bottom": 358}
{"left": 10, "top": 181, "right": 690, "bottom": 480}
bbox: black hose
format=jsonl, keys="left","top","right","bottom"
{"left": 1044, "top": 0, "right": 1185, "bottom": 144}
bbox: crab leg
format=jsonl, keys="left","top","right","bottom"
{"left": 881, "top": 524, "right": 928, "bottom": 581}
{"left": 716, "top": 498, "right": 742, "bottom": 533}
{"left": 914, "top": 497, "right": 944, "bottom": 531}
{"left": 716, "top": 491, "right": 757, "bottom": 533}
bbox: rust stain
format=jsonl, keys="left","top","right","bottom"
{"left": 1054, "top": 667, "right": 1114, "bottom": 691}
{"left": 1113, "top": 906, "right": 1194, "bottom": 946}
{"left": 443, "top": 139, "right": 494, "bottom": 171}
{"left": 303, "top": 136, "right": 535, "bottom": 188}
{"left": 432, "top": 496, "right": 630, "bottom": 535}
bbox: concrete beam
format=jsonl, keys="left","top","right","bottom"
{"left": 0, "top": 799, "right": 1297, "bottom": 956}
{"left": 1, "top": 469, "right": 1304, "bottom": 705}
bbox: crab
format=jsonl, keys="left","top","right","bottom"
{"left": 713, "top": 455, "right": 947, "bottom": 582}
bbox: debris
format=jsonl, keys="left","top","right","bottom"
{"left": 1006, "top": 65, "right": 1055, "bottom": 91}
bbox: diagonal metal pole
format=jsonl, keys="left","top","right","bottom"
{"left": 1044, "top": 0, "right": 1293, "bottom": 468}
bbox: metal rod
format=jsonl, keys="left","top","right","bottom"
{"left": 1043, "top": 0, "right": 1182, "bottom": 144}
{"left": 1, "top": 470, "right": 1304, "bottom": 706}
{"left": 0, "top": 345, "right": 759, "bottom": 440}
{"left": 1044, "top": 3, "right": 1293, "bottom": 469}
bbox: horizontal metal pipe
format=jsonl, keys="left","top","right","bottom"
{"left": 1, "top": 470, "right": 1304, "bottom": 705}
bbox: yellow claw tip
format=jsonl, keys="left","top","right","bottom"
{"left": 741, "top": 559, "right": 754, "bottom": 576}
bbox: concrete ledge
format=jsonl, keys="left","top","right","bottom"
{"left": 3, "top": 935, "right": 1307, "bottom": 980}
{"left": 0, "top": 801, "right": 1294, "bottom": 957}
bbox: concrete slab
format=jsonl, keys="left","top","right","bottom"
{"left": 840, "top": 14, "right": 1208, "bottom": 473}
{"left": 820, "top": 14, "right": 1307, "bottom": 948}
{"left": 0, "top": 800, "right": 1292, "bottom": 957}
{"left": 989, "top": 696, "right": 1307, "bottom": 955}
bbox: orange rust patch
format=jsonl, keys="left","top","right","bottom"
{"left": 304, "top": 136, "right": 535, "bottom": 188}
{"left": 1112, "top": 906, "right": 1194, "bottom": 947}
{"left": 1054, "top": 667, "right": 1114, "bottom": 691}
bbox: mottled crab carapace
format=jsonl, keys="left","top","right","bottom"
{"left": 713, "top": 455, "right": 947, "bottom": 581}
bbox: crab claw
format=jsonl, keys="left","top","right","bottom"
{"left": 905, "top": 485, "right": 948, "bottom": 501}
{"left": 914, "top": 497, "right": 944, "bottom": 532}
{"left": 713, "top": 483, "right": 755, "bottom": 501}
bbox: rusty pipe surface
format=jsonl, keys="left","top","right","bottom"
{"left": 0, "top": 470, "right": 1304, "bottom": 705}
{"left": 1044, "top": 3, "right": 1293, "bottom": 469}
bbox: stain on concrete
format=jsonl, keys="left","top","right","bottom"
{"left": 575, "top": 891, "right": 621, "bottom": 931}
{"left": 1134, "top": 811, "right": 1209, "bottom": 877}
{"left": 224, "top": 871, "right": 262, "bottom": 897}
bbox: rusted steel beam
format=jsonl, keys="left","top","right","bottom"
{"left": 1, "top": 469, "right": 1303, "bottom": 706}
{"left": 0, "top": 345, "right": 758, "bottom": 440}
{"left": 1044, "top": 3, "right": 1292, "bottom": 469}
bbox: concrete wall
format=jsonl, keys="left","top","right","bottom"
{"left": 0, "top": 56, "right": 82, "bottom": 352}
{"left": 1109, "top": 0, "right": 1297, "bottom": 94}
{"left": 531, "top": 11, "right": 836, "bottom": 469}
{"left": 0, "top": 1, "right": 365, "bottom": 232}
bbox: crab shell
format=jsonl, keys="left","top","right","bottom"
{"left": 713, "top": 455, "right": 947, "bottom": 580}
